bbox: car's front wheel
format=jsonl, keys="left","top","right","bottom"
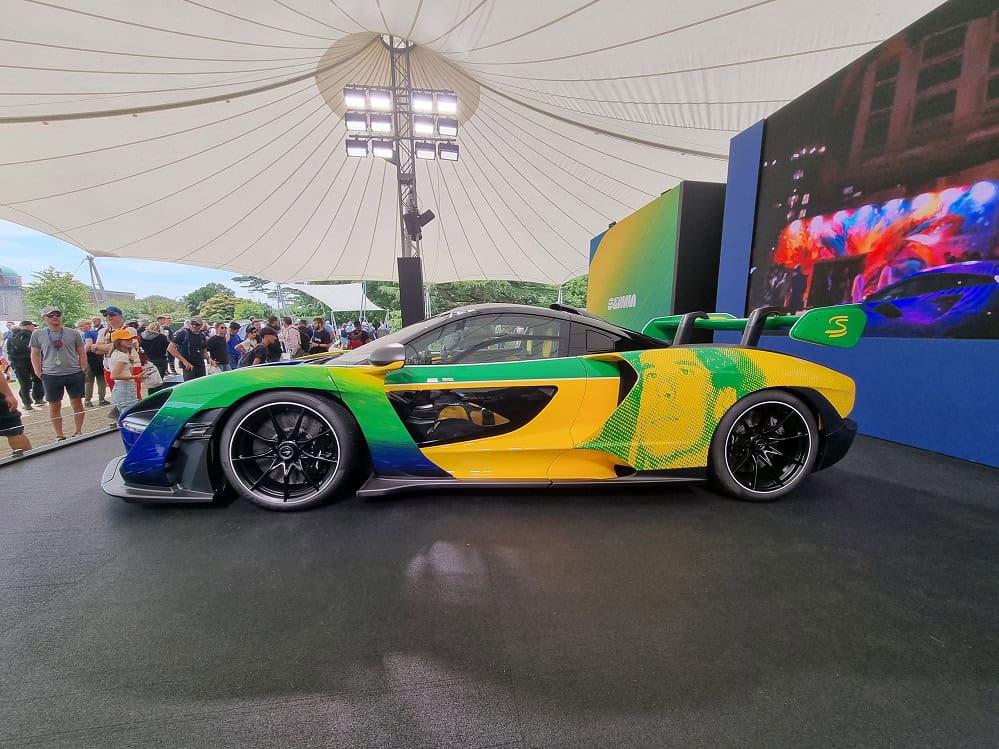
{"left": 708, "top": 390, "right": 818, "bottom": 501}
{"left": 218, "top": 391, "right": 362, "bottom": 511}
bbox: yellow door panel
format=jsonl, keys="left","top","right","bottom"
{"left": 419, "top": 378, "right": 590, "bottom": 478}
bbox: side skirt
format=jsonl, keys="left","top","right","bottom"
{"left": 357, "top": 470, "right": 707, "bottom": 498}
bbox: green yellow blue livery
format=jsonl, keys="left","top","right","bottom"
{"left": 102, "top": 303, "right": 865, "bottom": 510}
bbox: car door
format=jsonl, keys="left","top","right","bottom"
{"left": 382, "top": 312, "right": 591, "bottom": 479}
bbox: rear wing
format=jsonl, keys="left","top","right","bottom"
{"left": 642, "top": 304, "right": 867, "bottom": 348}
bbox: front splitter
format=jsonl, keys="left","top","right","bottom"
{"left": 102, "top": 455, "right": 215, "bottom": 504}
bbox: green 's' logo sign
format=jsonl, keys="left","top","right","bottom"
{"left": 825, "top": 315, "right": 851, "bottom": 338}
{"left": 790, "top": 305, "right": 867, "bottom": 348}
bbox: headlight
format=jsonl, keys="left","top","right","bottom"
{"left": 120, "top": 414, "right": 150, "bottom": 435}
{"left": 118, "top": 390, "right": 172, "bottom": 438}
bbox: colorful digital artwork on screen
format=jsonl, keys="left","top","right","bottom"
{"left": 747, "top": 0, "right": 999, "bottom": 339}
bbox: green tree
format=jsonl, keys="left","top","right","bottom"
{"left": 199, "top": 293, "right": 238, "bottom": 321}
{"left": 561, "top": 275, "right": 588, "bottom": 307}
{"left": 119, "top": 294, "right": 190, "bottom": 322}
{"left": 24, "top": 267, "right": 96, "bottom": 323}
{"left": 231, "top": 274, "right": 272, "bottom": 296}
{"left": 233, "top": 299, "right": 272, "bottom": 320}
{"left": 232, "top": 274, "right": 285, "bottom": 309}
{"left": 427, "top": 280, "right": 558, "bottom": 313}
{"left": 366, "top": 282, "right": 400, "bottom": 313}
{"left": 182, "top": 282, "right": 234, "bottom": 315}
{"left": 288, "top": 291, "right": 325, "bottom": 320}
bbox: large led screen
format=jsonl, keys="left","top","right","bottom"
{"left": 587, "top": 187, "right": 680, "bottom": 331}
{"left": 747, "top": 0, "right": 999, "bottom": 338}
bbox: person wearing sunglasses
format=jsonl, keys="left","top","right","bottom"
{"left": 166, "top": 316, "right": 208, "bottom": 381}
{"left": 29, "top": 306, "right": 87, "bottom": 441}
{"left": 92, "top": 305, "right": 126, "bottom": 394}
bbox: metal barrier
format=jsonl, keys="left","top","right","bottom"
{"left": 1, "top": 389, "right": 121, "bottom": 465}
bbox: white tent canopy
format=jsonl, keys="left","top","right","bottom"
{"left": 0, "top": 1, "right": 942, "bottom": 285}
{"left": 287, "top": 282, "right": 382, "bottom": 312}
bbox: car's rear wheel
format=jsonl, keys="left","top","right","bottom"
{"left": 219, "top": 391, "right": 362, "bottom": 511}
{"left": 708, "top": 390, "right": 818, "bottom": 502}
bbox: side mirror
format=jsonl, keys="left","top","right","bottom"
{"left": 368, "top": 342, "right": 406, "bottom": 367}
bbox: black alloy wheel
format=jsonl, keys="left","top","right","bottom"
{"left": 219, "top": 392, "right": 361, "bottom": 511}
{"left": 708, "top": 390, "right": 818, "bottom": 501}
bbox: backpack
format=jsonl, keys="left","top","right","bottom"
{"left": 175, "top": 328, "right": 205, "bottom": 361}
{"left": 238, "top": 346, "right": 259, "bottom": 368}
{"left": 6, "top": 329, "right": 31, "bottom": 359}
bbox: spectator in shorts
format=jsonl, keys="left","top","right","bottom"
{"left": 6, "top": 321, "right": 43, "bottom": 410}
{"left": 29, "top": 306, "right": 87, "bottom": 441}
{"left": 78, "top": 318, "right": 107, "bottom": 407}
{"left": 167, "top": 316, "right": 208, "bottom": 380}
{"left": 92, "top": 305, "right": 126, "bottom": 392}
{"left": 108, "top": 329, "right": 144, "bottom": 417}
{"left": 0, "top": 373, "right": 31, "bottom": 457}
{"left": 206, "top": 323, "right": 230, "bottom": 372}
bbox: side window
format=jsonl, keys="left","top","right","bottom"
{"left": 585, "top": 329, "right": 615, "bottom": 353}
{"left": 405, "top": 314, "right": 565, "bottom": 365}
{"left": 568, "top": 322, "right": 638, "bottom": 355}
{"left": 867, "top": 273, "right": 990, "bottom": 303}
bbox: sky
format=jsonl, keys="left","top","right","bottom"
{"left": 0, "top": 219, "right": 263, "bottom": 300}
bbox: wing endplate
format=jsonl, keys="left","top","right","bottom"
{"left": 643, "top": 305, "right": 867, "bottom": 348}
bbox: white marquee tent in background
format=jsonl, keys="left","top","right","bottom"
{"left": 286, "top": 282, "right": 382, "bottom": 312}
{"left": 0, "top": 0, "right": 942, "bottom": 285}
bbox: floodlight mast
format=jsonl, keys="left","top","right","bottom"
{"left": 388, "top": 35, "right": 419, "bottom": 259}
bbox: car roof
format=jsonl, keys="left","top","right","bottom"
{"left": 920, "top": 260, "right": 999, "bottom": 276}
{"left": 433, "top": 302, "right": 646, "bottom": 338}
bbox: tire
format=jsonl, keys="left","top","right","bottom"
{"left": 708, "top": 389, "right": 818, "bottom": 502}
{"left": 218, "top": 391, "right": 362, "bottom": 511}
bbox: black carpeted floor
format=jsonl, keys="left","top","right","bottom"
{"left": 1, "top": 433, "right": 997, "bottom": 748}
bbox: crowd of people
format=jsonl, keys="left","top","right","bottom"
{"left": 1, "top": 307, "right": 390, "bottom": 454}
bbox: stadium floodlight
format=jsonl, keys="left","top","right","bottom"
{"left": 371, "top": 140, "right": 395, "bottom": 159}
{"left": 368, "top": 87, "right": 393, "bottom": 111}
{"left": 437, "top": 117, "right": 458, "bottom": 137}
{"left": 343, "top": 87, "right": 366, "bottom": 109}
{"left": 369, "top": 113, "right": 393, "bottom": 133}
{"left": 436, "top": 92, "right": 457, "bottom": 114}
{"left": 411, "top": 91, "right": 434, "bottom": 112}
{"left": 345, "top": 138, "right": 369, "bottom": 157}
{"left": 344, "top": 112, "right": 367, "bottom": 131}
{"left": 438, "top": 143, "right": 459, "bottom": 161}
{"left": 415, "top": 141, "right": 437, "bottom": 160}
{"left": 412, "top": 115, "right": 435, "bottom": 136}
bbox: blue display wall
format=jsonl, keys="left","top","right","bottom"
{"left": 716, "top": 122, "right": 999, "bottom": 467}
